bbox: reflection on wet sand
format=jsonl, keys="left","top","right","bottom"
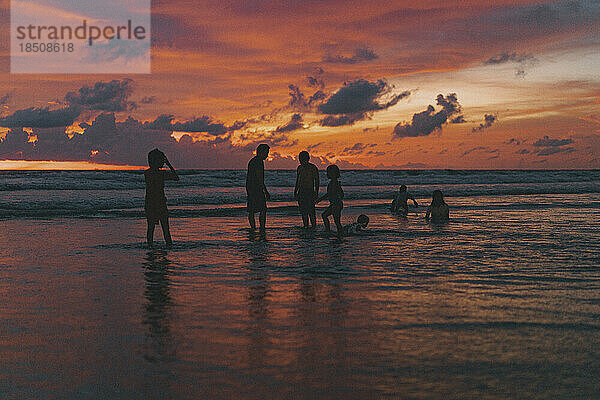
{"left": 142, "top": 250, "right": 176, "bottom": 364}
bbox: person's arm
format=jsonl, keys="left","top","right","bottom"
{"left": 316, "top": 185, "right": 329, "bottom": 203}
{"left": 259, "top": 166, "right": 270, "bottom": 200}
{"left": 444, "top": 205, "right": 449, "bottom": 220}
{"left": 294, "top": 166, "right": 300, "bottom": 199}
{"left": 409, "top": 195, "right": 418, "bottom": 207}
{"left": 425, "top": 206, "right": 431, "bottom": 220}
{"left": 164, "top": 156, "right": 179, "bottom": 181}
{"left": 313, "top": 166, "right": 320, "bottom": 199}
{"left": 338, "top": 181, "right": 344, "bottom": 199}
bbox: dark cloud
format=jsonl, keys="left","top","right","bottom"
{"left": 319, "top": 79, "right": 409, "bottom": 115}
{"left": 306, "top": 67, "right": 325, "bottom": 89}
{"left": 275, "top": 113, "right": 304, "bottom": 133}
{"left": 319, "top": 113, "right": 364, "bottom": 127}
{"left": 340, "top": 142, "right": 376, "bottom": 155}
{"left": 472, "top": 114, "right": 497, "bottom": 133}
{"left": 450, "top": 115, "right": 467, "bottom": 124}
{"left": 142, "top": 114, "right": 228, "bottom": 135}
{"left": 516, "top": 148, "right": 530, "bottom": 154}
{"left": 536, "top": 146, "right": 575, "bottom": 156}
{"left": 288, "top": 84, "right": 327, "bottom": 110}
{"left": 484, "top": 52, "right": 536, "bottom": 65}
{"left": 461, "top": 146, "right": 498, "bottom": 157}
{"left": 532, "top": 135, "right": 574, "bottom": 147}
{"left": 324, "top": 47, "right": 378, "bottom": 64}
{"left": 306, "top": 142, "right": 323, "bottom": 151}
{"left": 484, "top": 52, "right": 538, "bottom": 77}
{"left": 0, "top": 106, "right": 82, "bottom": 128}
{"left": 393, "top": 93, "right": 462, "bottom": 138}
{"left": 65, "top": 79, "right": 136, "bottom": 112}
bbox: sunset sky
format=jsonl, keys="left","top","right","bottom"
{"left": 0, "top": 0, "right": 599, "bottom": 169}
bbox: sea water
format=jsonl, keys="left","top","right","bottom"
{"left": 0, "top": 169, "right": 599, "bottom": 398}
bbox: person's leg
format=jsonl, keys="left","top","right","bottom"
{"left": 248, "top": 211, "right": 256, "bottom": 230}
{"left": 160, "top": 216, "right": 172, "bottom": 246}
{"left": 259, "top": 209, "right": 267, "bottom": 230}
{"left": 309, "top": 208, "right": 317, "bottom": 228}
{"left": 322, "top": 207, "right": 332, "bottom": 231}
{"left": 333, "top": 210, "right": 343, "bottom": 236}
{"left": 301, "top": 211, "right": 309, "bottom": 228}
{"left": 146, "top": 219, "right": 155, "bottom": 247}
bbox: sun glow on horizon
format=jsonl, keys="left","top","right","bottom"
{"left": 0, "top": 160, "right": 145, "bottom": 170}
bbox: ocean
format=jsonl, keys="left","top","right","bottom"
{"left": 1, "top": 169, "right": 600, "bottom": 398}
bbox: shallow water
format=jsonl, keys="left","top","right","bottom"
{"left": 1, "top": 190, "right": 600, "bottom": 399}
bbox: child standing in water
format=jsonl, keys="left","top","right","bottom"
{"left": 294, "top": 151, "right": 319, "bottom": 229}
{"left": 316, "top": 165, "right": 344, "bottom": 236}
{"left": 391, "top": 185, "right": 418, "bottom": 217}
{"left": 145, "top": 149, "right": 179, "bottom": 248}
{"left": 425, "top": 190, "right": 449, "bottom": 222}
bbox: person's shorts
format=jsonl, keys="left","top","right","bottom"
{"left": 297, "top": 190, "right": 316, "bottom": 214}
{"left": 323, "top": 202, "right": 343, "bottom": 215}
{"left": 145, "top": 198, "right": 168, "bottom": 223}
{"left": 247, "top": 190, "right": 267, "bottom": 213}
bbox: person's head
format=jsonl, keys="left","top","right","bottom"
{"left": 432, "top": 189, "right": 445, "bottom": 206}
{"left": 326, "top": 164, "right": 340, "bottom": 180}
{"left": 399, "top": 185, "right": 407, "bottom": 192}
{"left": 357, "top": 214, "right": 369, "bottom": 228}
{"left": 148, "top": 148, "right": 164, "bottom": 169}
{"left": 299, "top": 150, "right": 310, "bottom": 164}
{"left": 256, "top": 143, "right": 270, "bottom": 160}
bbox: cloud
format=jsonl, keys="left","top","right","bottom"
{"left": 319, "top": 114, "right": 364, "bottom": 127}
{"left": 0, "top": 93, "right": 12, "bottom": 107}
{"left": 0, "top": 106, "right": 82, "bottom": 128}
{"left": 536, "top": 146, "right": 575, "bottom": 156}
{"left": 306, "top": 67, "right": 325, "bottom": 89}
{"left": 288, "top": 84, "right": 327, "bottom": 110}
{"left": 65, "top": 79, "right": 136, "bottom": 112}
{"left": 461, "top": 146, "right": 498, "bottom": 157}
{"left": 484, "top": 52, "right": 536, "bottom": 65}
{"left": 472, "top": 114, "right": 497, "bottom": 132}
{"left": 319, "top": 79, "right": 408, "bottom": 115}
{"left": 340, "top": 142, "right": 376, "bottom": 155}
{"left": 142, "top": 114, "right": 229, "bottom": 135}
{"left": 393, "top": 93, "right": 463, "bottom": 138}
{"left": 451, "top": 115, "right": 467, "bottom": 124}
{"left": 516, "top": 148, "right": 530, "bottom": 154}
{"left": 484, "top": 52, "right": 538, "bottom": 77}
{"left": 275, "top": 113, "right": 304, "bottom": 133}
{"left": 324, "top": 47, "right": 378, "bottom": 64}
{"left": 532, "top": 135, "right": 573, "bottom": 147}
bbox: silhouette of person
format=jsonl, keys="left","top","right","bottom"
{"left": 425, "top": 189, "right": 450, "bottom": 222}
{"left": 294, "top": 151, "right": 319, "bottom": 229}
{"left": 391, "top": 185, "right": 418, "bottom": 217}
{"left": 345, "top": 214, "right": 369, "bottom": 235}
{"left": 145, "top": 149, "right": 179, "bottom": 247}
{"left": 246, "top": 144, "right": 271, "bottom": 231}
{"left": 316, "top": 165, "right": 344, "bottom": 236}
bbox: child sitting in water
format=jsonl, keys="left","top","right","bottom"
{"left": 145, "top": 149, "right": 179, "bottom": 248}
{"left": 425, "top": 190, "right": 449, "bottom": 222}
{"left": 391, "top": 185, "right": 418, "bottom": 216}
{"left": 345, "top": 214, "right": 369, "bottom": 236}
{"left": 316, "top": 165, "right": 344, "bottom": 236}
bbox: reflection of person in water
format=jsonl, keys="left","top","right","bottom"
{"left": 316, "top": 165, "right": 344, "bottom": 236}
{"left": 142, "top": 250, "right": 175, "bottom": 364}
{"left": 294, "top": 151, "right": 319, "bottom": 229}
{"left": 246, "top": 144, "right": 271, "bottom": 231}
{"left": 425, "top": 190, "right": 450, "bottom": 222}
{"left": 391, "top": 185, "right": 418, "bottom": 217}
{"left": 145, "top": 149, "right": 179, "bottom": 248}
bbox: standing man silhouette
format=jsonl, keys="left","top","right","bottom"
{"left": 246, "top": 144, "right": 271, "bottom": 231}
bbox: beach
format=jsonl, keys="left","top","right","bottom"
{"left": 1, "top": 169, "right": 600, "bottom": 398}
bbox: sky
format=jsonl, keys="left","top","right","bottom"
{"left": 0, "top": 0, "right": 599, "bottom": 169}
